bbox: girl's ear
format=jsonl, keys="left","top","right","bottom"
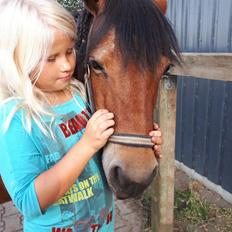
{"left": 155, "top": 0, "right": 167, "bottom": 14}
{"left": 83, "top": 0, "right": 105, "bottom": 16}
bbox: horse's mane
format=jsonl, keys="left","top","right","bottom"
{"left": 75, "top": 0, "right": 181, "bottom": 82}
{"left": 74, "top": 9, "right": 93, "bottom": 82}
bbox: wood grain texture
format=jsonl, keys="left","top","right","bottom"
{"left": 171, "top": 53, "right": 232, "bottom": 82}
{"left": 152, "top": 76, "right": 177, "bottom": 232}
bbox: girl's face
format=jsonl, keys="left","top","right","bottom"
{"left": 35, "top": 30, "right": 76, "bottom": 94}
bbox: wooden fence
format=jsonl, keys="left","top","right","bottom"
{"left": 152, "top": 53, "right": 232, "bottom": 231}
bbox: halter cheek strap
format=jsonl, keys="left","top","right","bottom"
{"left": 84, "top": 64, "right": 96, "bottom": 113}
{"left": 84, "top": 64, "right": 154, "bottom": 148}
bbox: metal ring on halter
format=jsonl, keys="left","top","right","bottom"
{"left": 84, "top": 65, "right": 154, "bottom": 149}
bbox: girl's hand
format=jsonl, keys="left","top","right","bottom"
{"left": 149, "top": 123, "right": 163, "bottom": 159}
{"left": 81, "top": 109, "right": 115, "bottom": 154}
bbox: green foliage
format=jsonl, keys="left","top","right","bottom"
{"left": 142, "top": 186, "right": 232, "bottom": 231}
{"left": 141, "top": 191, "right": 152, "bottom": 228}
{"left": 57, "top": 0, "right": 84, "bottom": 13}
{"left": 174, "top": 188, "right": 210, "bottom": 224}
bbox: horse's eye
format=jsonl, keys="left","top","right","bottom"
{"left": 88, "top": 59, "right": 108, "bottom": 78}
{"left": 89, "top": 60, "right": 104, "bottom": 73}
{"left": 163, "top": 64, "right": 173, "bottom": 75}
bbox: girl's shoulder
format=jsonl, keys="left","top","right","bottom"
{"left": 0, "top": 99, "right": 25, "bottom": 133}
{"left": 0, "top": 99, "right": 23, "bottom": 118}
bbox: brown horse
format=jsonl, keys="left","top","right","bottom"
{"left": 76, "top": 0, "right": 180, "bottom": 199}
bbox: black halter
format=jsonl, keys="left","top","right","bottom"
{"left": 84, "top": 64, "right": 154, "bottom": 148}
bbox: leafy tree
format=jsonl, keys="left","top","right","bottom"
{"left": 57, "top": 0, "right": 84, "bottom": 13}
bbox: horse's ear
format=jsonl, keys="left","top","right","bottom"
{"left": 155, "top": 0, "right": 167, "bottom": 14}
{"left": 83, "top": 0, "right": 105, "bottom": 16}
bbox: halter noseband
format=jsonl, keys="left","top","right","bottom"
{"left": 84, "top": 64, "right": 154, "bottom": 148}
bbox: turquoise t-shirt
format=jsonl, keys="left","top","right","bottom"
{"left": 0, "top": 95, "right": 114, "bottom": 232}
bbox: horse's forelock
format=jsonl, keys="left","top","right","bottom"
{"left": 76, "top": 0, "right": 181, "bottom": 80}
{"left": 92, "top": 0, "right": 180, "bottom": 69}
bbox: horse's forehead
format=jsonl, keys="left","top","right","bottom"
{"left": 89, "top": 28, "right": 170, "bottom": 76}
{"left": 89, "top": 29, "right": 116, "bottom": 59}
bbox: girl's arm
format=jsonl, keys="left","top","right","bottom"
{"left": 34, "top": 109, "right": 114, "bottom": 212}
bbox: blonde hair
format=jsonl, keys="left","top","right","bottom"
{"left": 0, "top": 0, "right": 86, "bottom": 135}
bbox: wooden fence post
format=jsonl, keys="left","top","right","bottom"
{"left": 151, "top": 75, "right": 177, "bottom": 232}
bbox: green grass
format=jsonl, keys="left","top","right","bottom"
{"left": 141, "top": 191, "right": 152, "bottom": 229}
{"left": 174, "top": 188, "right": 210, "bottom": 224}
{"left": 142, "top": 185, "right": 232, "bottom": 231}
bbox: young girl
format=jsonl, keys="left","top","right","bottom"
{"left": 0, "top": 0, "right": 162, "bottom": 231}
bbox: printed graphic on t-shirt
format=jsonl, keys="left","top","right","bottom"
{"left": 58, "top": 108, "right": 90, "bottom": 138}
{"left": 54, "top": 169, "right": 113, "bottom": 231}
{"left": 42, "top": 106, "right": 113, "bottom": 231}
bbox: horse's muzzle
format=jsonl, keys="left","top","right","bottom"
{"left": 108, "top": 164, "right": 158, "bottom": 199}
{"left": 102, "top": 143, "right": 159, "bottom": 199}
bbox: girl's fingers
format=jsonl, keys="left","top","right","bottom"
{"left": 94, "top": 112, "right": 114, "bottom": 124}
{"left": 93, "top": 112, "right": 114, "bottom": 129}
{"left": 101, "top": 127, "right": 114, "bottom": 139}
{"left": 90, "top": 112, "right": 115, "bottom": 139}
{"left": 154, "top": 145, "right": 162, "bottom": 158}
{"left": 88, "top": 111, "right": 114, "bottom": 131}
{"left": 154, "top": 145, "right": 161, "bottom": 152}
{"left": 153, "top": 122, "right": 159, "bottom": 130}
{"left": 90, "top": 109, "right": 110, "bottom": 122}
{"left": 99, "top": 120, "right": 115, "bottom": 132}
{"left": 151, "top": 123, "right": 163, "bottom": 159}
{"left": 152, "top": 135, "right": 163, "bottom": 144}
{"left": 149, "top": 130, "right": 162, "bottom": 137}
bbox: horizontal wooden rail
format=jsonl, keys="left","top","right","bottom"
{"left": 171, "top": 53, "right": 232, "bottom": 82}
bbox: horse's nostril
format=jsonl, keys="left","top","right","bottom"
{"left": 111, "top": 166, "right": 126, "bottom": 187}
{"left": 110, "top": 165, "right": 158, "bottom": 188}
{"left": 109, "top": 164, "right": 159, "bottom": 199}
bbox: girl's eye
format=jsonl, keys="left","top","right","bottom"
{"left": 66, "top": 48, "right": 75, "bottom": 55}
{"left": 47, "top": 56, "right": 56, "bottom": 62}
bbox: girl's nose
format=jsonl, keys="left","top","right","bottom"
{"left": 60, "top": 58, "right": 72, "bottom": 72}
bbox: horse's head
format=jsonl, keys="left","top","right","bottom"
{"left": 77, "top": 0, "right": 180, "bottom": 199}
